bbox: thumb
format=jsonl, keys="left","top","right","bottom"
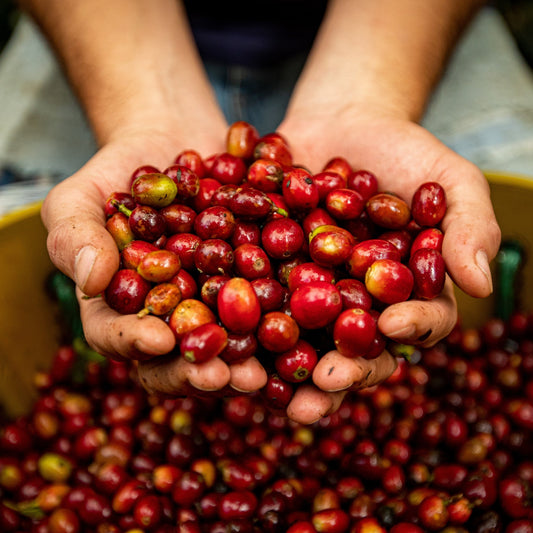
{"left": 441, "top": 170, "right": 501, "bottom": 298}
{"left": 41, "top": 177, "right": 120, "bottom": 296}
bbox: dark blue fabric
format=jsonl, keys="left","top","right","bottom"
{"left": 183, "top": 0, "right": 328, "bottom": 67}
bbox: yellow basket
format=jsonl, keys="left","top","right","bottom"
{"left": 1, "top": 173, "right": 532, "bottom": 418}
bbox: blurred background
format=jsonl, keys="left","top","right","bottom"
{"left": 1, "top": 0, "right": 533, "bottom": 216}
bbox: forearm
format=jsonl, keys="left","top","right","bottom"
{"left": 286, "top": 0, "right": 486, "bottom": 123}
{"left": 18, "top": 0, "right": 226, "bottom": 149}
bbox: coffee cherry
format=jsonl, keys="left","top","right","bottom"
{"left": 411, "top": 181, "right": 447, "bottom": 227}
{"left": 233, "top": 244, "right": 272, "bottom": 280}
{"left": 219, "top": 332, "right": 258, "bottom": 364}
{"left": 105, "top": 269, "right": 152, "bottom": 314}
{"left": 366, "top": 192, "right": 411, "bottom": 229}
{"left": 163, "top": 164, "right": 201, "bottom": 199}
{"left": 193, "top": 206, "right": 236, "bottom": 241}
{"left": 180, "top": 323, "right": 228, "bottom": 364}
{"left": 229, "top": 187, "right": 280, "bottom": 220}
{"left": 323, "top": 156, "right": 353, "bottom": 180}
{"left": 169, "top": 299, "right": 216, "bottom": 342}
{"left": 121, "top": 240, "right": 159, "bottom": 269}
{"left": 325, "top": 188, "right": 365, "bottom": 220}
{"left": 200, "top": 275, "right": 230, "bottom": 309}
{"left": 261, "top": 217, "right": 305, "bottom": 260}
{"left": 275, "top": 339, "right": 318, "bottom": 383}
{"left": 409, "top": 248, "right": 446, "bottom": 300}
{"left": 365, "top": 259, "right": 414, "bottom": 304}
{"left": 313, "top": 171, "right": 347, "bottom": 202}
{"left": 164, "top": 232, "right": 201, "bottom": 271}
{"left": 210, "top": 152, "right": 248, "bottom": 185}
{"left": 287, "top": 262, "right": 336, "bottom": 293}
{"left": 333, "top": 308, "right": 377, "bottom": 358}
{"left": 217, "top": 277, "right": 262, "bottom": 334}
{"left": 309, "top": 228, "right": 354, "bottom": 267}
{"left": 131, "top": 173, "right": 178, "bottom": 208}
{"left": 247, "top": 159, "right": 285, "bottom": 193}
{"left": 159, "top": 203, "right": 197, "bottom": 234}
{"left": 104, "top": 191, "right": 136, "bottom": 218}
{"left": 137, "top": 249, "right": 181, "bottom": 283}
{"left": 263, "top": 374, "right": 294, "bottom": 410}
{"left": 174, "top": 148, "right": 206, "bottom": 179}
{"left": 251, "top": 277, "right": 286, "bottom": 313}
{"left": 411, "top": 227, "right": 444, "bottom": 255}
{"left": 290, "top": 281, "right": 343, "bottom": 330}
{"left": 335, "top": 278, "right": 373, "bottom": 311}
{"left": 282, "top": 167, "right": 319, "bottom": 212}
{"left": 347, "top": 239, "right": 401, "bottom": 280}
{"left": 227, "top": 121, "right": 260, "bottom": 160}
{"left": 347, "top": 169, "right": 378, "bottom": 201}
{"left": 257, "top": 312, "right": 300, "bottom": 353}
{"left": 254, "top": 133, "right": 293, "bottom": 166}
{"left": 194, "top": 239, "right": 234, "bottom": 275}
{"left": 128, "top": 204, "right": 167, "bottom": 242}
{"left": 106, "top": 212, "right": 135, "bottom": 251}
{"left": 138, "top": 283, "right": 182, "bottom": 318}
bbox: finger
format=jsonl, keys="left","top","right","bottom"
{"left": 42, "top": 177, "right": 120, "bottom": 296}
{"left": 137, "top": 354, "right": 231, "bottom": 395}
{"left": 378, "top": 276, "right": 457, "bottom": 347}
{"left": 186, "top": 358, "right": 232, "bottom": 392}
{"left": 440, "top": 163, "right": 501, "bottom": 298}
{"left": 312, "top": 349, "right": 397, "bottom": 392}
{"left": 286, "top": 384, "right": 347, "bottom": 425}
{"left": 229, "top": 357, "right": 268, "bottom": 393}
{"left": 79, "top": 287, "right": 176, "bottom": 360}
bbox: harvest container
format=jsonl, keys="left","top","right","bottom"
{"left": 0, "top": 172, "right": 532, "bottom": 419}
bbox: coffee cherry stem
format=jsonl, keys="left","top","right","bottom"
{"left": 266, "top": 197, "right": 288, "bottom": 218}
{"left": 114, "top": 201, "right": 133, "bottom": 218}
{"left": 273, "top": 205, "right": 289, "bottom": 218}
{"left": 137, "top": 307, "right": 151, "bottom": 318}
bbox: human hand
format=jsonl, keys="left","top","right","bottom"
{"left": 41, "top": 129, "right": 271, "bottom": 398}
{"left": 275, "top": 109, "right": 500, "bottom": 410}
{"left": 279, "top": 110, "right": 500, "bottom": 343}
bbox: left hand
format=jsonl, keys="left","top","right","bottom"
{"left": 273, "top": 108, "right": 501, "bottom": 422}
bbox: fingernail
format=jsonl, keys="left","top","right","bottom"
{"left": 230, "top": 384, "right": 253, "bottom": 393}
{"left": 475, "top": 249, "right": 493, "bottom": 293}
{"left": 74, "top": 245, "right": 97, "bottom": 290}
{"left": 386, "top": 325, "right": 416, "bottom": 340}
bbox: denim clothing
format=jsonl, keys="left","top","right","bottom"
{"left": 204, "top": 55, "right": 306, "bottom": 136}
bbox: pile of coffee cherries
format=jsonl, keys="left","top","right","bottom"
{"left": 1, "top": 310, "right": 533, "bottom": 532}
{"left": 103, "top": 121, "right": 447, "bottom": 391}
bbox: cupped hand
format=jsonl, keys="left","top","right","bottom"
{"left": 274, "top": 110, "right": 501, "bottom": 422}
{"left": 40, "top": 129, "right": 269, "bottom": 397}
{"left": 279, "top": 111, "right": 501, "bottom": 345}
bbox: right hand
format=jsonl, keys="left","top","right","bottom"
{"left": 41, "top": 130, "right": 272, "bottom": 396}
